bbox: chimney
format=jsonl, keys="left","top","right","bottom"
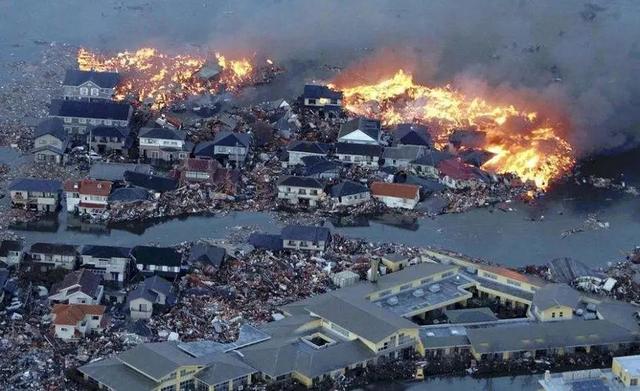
{"left": 368, "top": 258, "right": 380, "bottom": 283}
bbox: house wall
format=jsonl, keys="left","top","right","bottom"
{"left": 89, "top": 135, "right": 126, "bottom": 153}
{"left": 35, "top": 149, "right": 63, "bottom": 164}
{"left": 31, "top": 253, "right": 76, "bottom": 270}
{"left": 288, "top": 151, "right": 325, "bottom": 166}
{"left": 304, "top": 97, "right": 341, "bottom": 108}
{"left": 0, "top": 250, "right": 23, "bottom": 266}
{"left": 10, "top": 190, "right": 59, "bottom": 212}
{"left": 81, "top": 255, "right": 130, "bottom": 284}
{"left": 66, "top": 191, "right": 80, "bottom": 212}
{"left": 277, "top": 185, "right": 325, "bottom": 206}
{"left": 477, "top": 270, "right": 539, "bottom": 294}
{"left": 613, "top": 358, "right": 640, "bottom": 387}
{"left": 213, "top": 145, "right": 247, "bottom": 161}
{"left": 366, "top": 267, "right": 458, "bottom": 300}
{"left": 282, "top": 239, "right": 326, "bottom": 252}
{"left": 130, "top": 297, "right": 153, "bottom": 319}
{"left": 534, "top": 304, "right": 573, "bottom": 321}
{"left": 372, "top": 194, "right": 419, "bottom": 210}
{"left": 63, "top": 81, "right": 115, "bottom": 101}
{"left": 57, "top": 114, "right": 130, "bottom": 137}
{"left": 336, "top": 153, "right": 379, "bottom": 167}
{"left": 140, "top": 145, "right": 189, "bottom": 163}
{"left": 332, "top": 191, "right": 370, "bottom": 206}
{"left": 381, "top": 258, "right": 409, "bottom": 272}
{"left": 136, "top": 263, "right": 180, "bottom": 275}
{"left": 55, "top": 324, "right": 76, "bottom": 340}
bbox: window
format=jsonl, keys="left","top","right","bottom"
{"left": 104, "top": 119, "right": 112, "bottom": 126}
{"left": 64, "top": 117, "right": 72, "bottom": 123}
{"left": 551, "top": 312, "right": 556, "bottom": 318}
{"left": 80, "top": 87, "right": 88, "bottom": 95}
{"left": 559, "top": 312, "right": 563, "bottom": 318}
{"left": 399, "top": 283, "right": 412, "bottom": 291}
{"left": 330, "top": 99, "right": 338, "bottom": 104}
{"left": 92, "top": 315, "right": 99, "bottom": 320}
{"left": 483, "top": 272, "right": 498, "bottom": 280}
{"left": 441, "top": 271, "right": 454, "bottom": 278}
{"left": 139, "top": 303, "right": 148, "bottom": 311}
{"left": 91, "top": 88, "right": 99, "bottom": 96}
{"left": 506, "top": 279, "right": 522, "bottom": 287}
{"left": 631, "top": 378, "right": 638, "bottom": 386}
{"left": 308, "top": 98, "right": 316, "bottom": 105}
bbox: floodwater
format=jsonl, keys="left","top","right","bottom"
{"left": 368, "top": 375, "right": 542, "bottom": 391}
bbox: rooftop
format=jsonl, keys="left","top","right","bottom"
{"left": 35, "top": 118, "right": 66, "bottom": 141}
{"left": 303, "top": 84, "right": 343, "bottom": 100}
{"left": 63, "top": 69, "right": 120, "bottom": 88}
{"left": 139, "top": 127, "right": 186, "bottom": 141}
{"left": 281, "top": 225, "right": 331, "bottom": 242}
{"left": 131, "top": 246, "right": 181, "bottom": 267}
{"left": 338, "top": 117, "right": 381, "bottom": 141}
{"left": 277, "top": 175, "right": 324, "bottom": 189}
{"left": 88, "top": 162, "right": 153, "bottom": 182}
{"left": 50, "top": 99, "right": 131, "bottom": 121}
{"left": 370, "top": 182, "right": 420, "bottom": 200}
{"left": 9, "top": 178, "right": 61, "bottom": 193}
{"left": 52, "top": 303, "right": 105, "bottom": 325}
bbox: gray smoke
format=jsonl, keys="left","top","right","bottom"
{"left": 3, "top": 0, "right": 639, "bottom": 155}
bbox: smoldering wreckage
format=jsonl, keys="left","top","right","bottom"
{"left": 1, "top": 44, "right": 640, "bottom": 391}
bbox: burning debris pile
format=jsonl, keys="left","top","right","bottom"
{"left": 77, "top": 47, "right": 281, "bottom": 109}
{"left": 332, "top": 70, "right": 575, "bottom": 189}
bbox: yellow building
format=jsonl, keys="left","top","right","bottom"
{"left": 613, "top": 355, "right": 640, "bottom": 387}
{"left": 381, "top": 253, "right": 410, "bottom": 272}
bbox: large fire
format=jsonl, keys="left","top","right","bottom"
{"left": 333, "top": 70, "right": 574, "bottom": 188}
{"left": 77, "top": 48, "right": 257, "bottom": 109}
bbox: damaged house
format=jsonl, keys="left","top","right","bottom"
{"left": 302, "top": 84, "right": 343, "bottom": 110}
{"left": 9, "top": 178, "right": 61, "bottom": 212}
{"left": 138, "top": 127, "right": 191, "bottom": 164}
{"left": 189, "top": 243, "right": 226, "bottom": 275}
{"left": 88, "top": 125, "right": 131, "bottom": 155}
{"left": 281, "top": 225, "right": 331, "bottom": 252}
{"left": 49, "top": 99, "right": 132, "bottom": 141}
{"left": 131, "top": 246, "right": 182, "bottom": 279}
{"left": 408, "top": 150, "right": 453, "bottom": 178}
{"left": 207, "top": 130, "right": 251, "bottom": 165}
{"left": 33, "top": 118, "right": 69, "bottom": 164}
{"left": 287, "top": 141, "right": 330, "bottom": 166}
{"left": 64, "top": 178, "right": 113, "bottom": 216}
{"left": 335, "top": 143, "right": 382, "bottom": 168}
{"left": 338, "top": 117, "right": 381, "bottom": 145}
{"left": 0, "top": 240, "right": 23, "bottom": 267}
{"left": 382, "top": 145, "right": 427, "bottom": 170}
{"left": 62, "top": 69, "right": 120, "bottom": 101}
{"left": 127, "top": 275, "right": 176, "bottom": 320}
{"left": 177, "top": 158, "right": 221, "bottom": 185}
{"left": 49, "top": 269, "right": 104, "bottom": 305}
{"left": 80, "top": 245, "right": 132, "bottom": 286}
{"left": 329, "top": 180, "right": 371, "bottom": 207}
{"left": 370, "top": 182, "right": 421, "bottom": 210}
{"left": 123, "top": 171, "right": 179, "bottom": 197}
{"left": 52, "top": 303, "right": 107, "bottom": 340}
{"left": 437, "top": 158, "right": 488, "bottom": 189}
{"left": 393, "top": 123, "right": 433, "bottom": 148}
{"left": 277, "top": 176, "right": 326, "bottom": 207}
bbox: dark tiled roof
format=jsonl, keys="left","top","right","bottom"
{"left": 531, "top": 283, "right": 582, "bottom": 311}
{"left": 213, "top": 130, "right": 251, "bottom": 147}
{"left": 394, "top": 123, "right": 432, "bottom": 147}
{"left": 123, "top": 171, "right": 178, "bottom": 193}
{"left": 63, "top": 69, "right": 120, "bottom": 88}
{"left": 330, "top": 181, "right": 369, "bottom": 197}
{"left": 335, "top": 142, "right": 382, "bottom": 157}
{"left": 50, "top": 99, "right": 131, "bottom": 121}
{"left": 189, "top": 244, "right": 226, "bottom": 268}
{"left": 411, "top": 149, "right": 453, "bottom": 166}
{"left": 338, "top": 117, "right": 381, "bottom": 141}
{"left": 35, "top": 118, "right": 66, "bottom": 141}
{"left": 303, "top": 85, "right": 343, "bottom": 100}
{"left": 89, "top": 163, "right": 153, "bottom": 182}
{"left": 0, "top": 240, "right": 22, "bottom": 257}
{"left": 287, "top": 141, "right": 330, "bottom": 154}
{"left": 131, "top": 246, "right": 181, "bottom": 267}
{"left": 460, "top": 149, "right": 496, "bottom": 167}
{"left": 304, "top": 159, "right": 341, "bottom": 176}
{"left": 81, "top": 245, "right": 131, "bottom": 259}
{"left": 9, "top": 178, "right": 61, "bottom": 193}
{"left": 91, "top": 125, "right": 130, "bottom": 139}
{"left": 248, "top": 233, "right": 283, "bottom": 251}
{"left": 281, "top": 225, "right": 331, "bottom": 242}
{"left": 52, "top": 269, "right": 102, "bottom": 298}
{"left": 108, "top": 187, "right": 152, "bottom": 203}
{"left": 30, "top": 242, "right": 77, "bottom": 255}
{"left": 139, "top": 127, "right": 185, "bottom": 141}
{"left": 449, "top": 129, "right": 486, "bottom": 148}
{"left": 193, "top": 141, "right": 216, "bottom": 158}
{"left": 277, "top": 176, "right": 324, "bottom": 189}
{"left": 32, "top": 145, "right": 65, "bottom": 155}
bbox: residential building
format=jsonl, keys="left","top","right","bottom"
{"left": 62, "top": 69, "right": 120, "bottom": 101}
{"left": 381, "top": 253, "right": 410, "bottom": 272}
{"left": 335, "top": 142, "right": 382, "bottom": 167}
{"left": 437, "top": 158, "right": 488, "bottom": 189}
{"left": 29, "top": 242, "right": 78, "bottom": 270}
{"left": 49, "top": 269, "right": 104, "bottom": 304}
{"left": 287, "top": 141, "right": 330, "bottom": 166}
{"left": 329, "top": 180, "right": 370, "bottom": 206}
{"left": 49, "top": 99, "right": 132, "bottom": 139}
{"left": 131, "top": 246, "right": 182, "bottom": 278}
{"left": 64, "top": 178, "right": 113, "bottom": 215}
{"left": 370, "top": 182, "right": 420, "bottom": 210}
{"left": 382, "top": 145, "right": 427, "bottom": 169}
{"left": 408, "top": 149, "right": 453, "bottom": 178}
{"left": 0, "top": 240, "right": 23, "bottom": 267}
{"left": 613, "top": 355, "right": 640, "bottom": 388}
{"left": 302, "top": 84, "right": 342, "bottom": 109}
{"left": 138, "top": 127, "right": 191, "bottom": 163}
{"left": 530, "top": 283, "right": 582, "bottom": 321}
{"left": 80, "top": 245, "right": 132, "bottom": 286}
{"left": 303, "top": 158, "right": 342, "bottom": 180}
{"left": 188, "top": 244, "right": 226, "bottom": 275}
{"left": 338, "top": 117, "right": 381, "bottom": 145}
{"left": 123, "top": 171, "right": 179, "bottom": 196}
{"left": 178, "top": 158, "right": 221, "bottom": 185}
{"left": 281, "top": 225, "right": 331, "bottom": 252}
{"left": 88, "top": 125, "right": 131, "bottom": 155}
{"left": 88, "top": 162, "right": 153, "bottom": 183}
{"left": 78, "top": 341, "right": 256, "bottom": 391}
{"left": 393, "top": 123, "right": 432, "bottom": 147}
{"left": 277, "top": 176, "right": 326, "bottom": 207}
{"left": 33, "top": 118, "right": 68, "bottom": 164}
{"left": 198, "top": 130, "right": 251, "bottom": 164}
{"left": 8, "top": 178, "right": 61, "bottom": 212}
{"left": 127, "top": 275, "right": 177, "bottom": 320}
{"left": 52, "top": 303, "right": 107, "bottom": 340}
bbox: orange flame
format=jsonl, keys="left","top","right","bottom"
{"left": 77, "top": 47, "right": 255, "bottom": 109}
{"left": 332, "top": 70, "right": 574, "bottom": 189}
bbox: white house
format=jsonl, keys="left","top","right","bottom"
{"left": 52, "top": 304, "right": 106, "bottom": 340}
{"left": 335, "top": 142, "right": 382, "bottom": 168}
{"left": 29, "top": 243, "right": 77, "bottom": 271}
{"left": 49, "top": 269, "right": 104, "bottom": 305}
{"left": 277, "top": 176, "right": 326, "bottom": 207}
{"left": 131, "top": 246, "right": 182, "bottom": 278}
{"left": 49, "top": 99, "right": 132, "bottom": 140}
{"left": 62, "top": 69, "right": 120, "bottom": 101}
{"left": 127, "top": 276, "right": 176, "bottom": 320}
{"left": 287, "top": 141, "right": 330, "bottom": 166}
{"left": 80, "top": 245, "right": 132, "bottom": 286}
{"left": 302, "top": 85, "right": 343, "bottom": 109}
{"left": 64, "top": 178, "right": 113, "bottom": 216}
{"left": 382, "top": 145, "right": 427, "bottom": 170}
{"left": 329, "top": 181, "right": 371, "bottom": 207}
{"left": 337, "top": 117, "right": 381, "bottom": 145}
{"left": 281, "top": 225, "right": 331, "bottom": 252}
{"left": 138, "top": 127, "right": 191, "bottom": 163}
{"left": 370, "top": 182, "right": 421, "bottom": 210}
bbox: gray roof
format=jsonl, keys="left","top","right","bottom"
{"left": 444, "top": 307, "right": 498, "bottom": 324}
{"left": 139, "top": 127, "right": 185, "bottom": 141}
{"left": 35, "top": 118, "right": 66, "bottom": 141}
{"left": 81, "top": 245, "right": 131, "bottom": 259}
{"left": 303, "top": 84, "right": 343, "bottom": 100}
{"left": 30, "top": 242, "right": 76, "bottom": 255}
{"left": 194, "top": 353, "right": 255, "bottom": 386}
{"left": 330, "top": 181, "right": 369, "bottom": 198}
{"left": 394, "top": 123, "right": 432, "bottom": 147}
{"left": 466, "top": 319, "right": 638, "bottom": 354}
{"left": 131, "top": 246, "right": 181, "bottom": 267}
{"left": 51, "top": 269, "right": 102, "bottom": 298}
{"left": 126, "top": 284, "right": 158, "bottom": 304}
{"left": 108, "top": 187, "right": 152, "bottom": 203}
{"left": 9, "top": 178, "right": 61, "bottom": 193}
{"left": 531, "top": 283, "right": 582, "bottom": 311}
{"left": 277, "top": 175, "right": 324, "bottom": 189}
{"left": 281, "top": 225, "right": 330, "bottom": 242}
{"left": 50, "top": 99, "right": 131, "bottom": 121}
{"left": 117, "top": 342, "right": 211, "bottom": 381}
{"left": 338, "top": 117, "right": 380, "bottom": 141}
{"left": 382, "top": 145, "right": 425, "bottom": 160}
{"left": 213, "top": 130, "right": 251, "bottom": 148}
{"left": 189, "top": 244, "right": 226, "bottom": 268}
{"left": 89, "top": 162, "right": 153, "bottom": 182}
{"left": 63, "top": 69, "right": 120, "bottom": 88}
{"left": 411, "top": 149, "right": 453, "bottom": 166}
{"left": 287, "top": 141, "right": 330, "bottom": 154}
{"left": 335, "top": 142, "right": 382, "bottom": 157}
{"left": 78, "top": 357, "right": 156, "bottom": 391}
